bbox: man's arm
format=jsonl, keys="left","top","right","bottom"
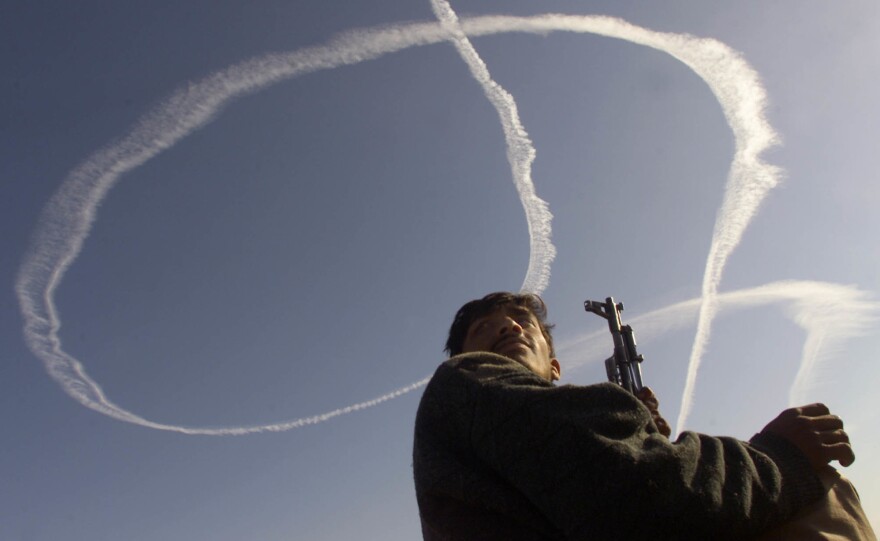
{"left": 418, "top": 353, "right": 827, "bottom": 540}
{"left": 633, "top": 390, "right": 855, "bottom": 473}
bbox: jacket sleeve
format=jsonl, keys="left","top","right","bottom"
{"left": 428, "top": 352, "right": 824, "bottom": 540}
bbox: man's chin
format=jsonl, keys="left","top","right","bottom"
{"left": 494, "top": 351, "right": 529, "bottom": 368}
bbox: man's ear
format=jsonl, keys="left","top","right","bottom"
{"left": 550, "top": 358, "right": 561, "bottom": 381}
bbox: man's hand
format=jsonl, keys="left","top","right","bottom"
{"left": 636, "top": 387, "right": 672, "bottom": 438}
{"left": 760, "top": 403, "right": 855, "bottom": 470}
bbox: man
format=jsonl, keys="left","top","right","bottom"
{"left": 413, "top": 292, "right": 870, "bottom": 540}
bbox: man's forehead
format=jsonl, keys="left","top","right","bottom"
{"left": 473, "top": 304, "right": 534, "bottom": 322}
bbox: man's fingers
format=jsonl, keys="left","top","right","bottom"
{"left": 824, "top": 441, "right": 856, "bottom": 467}
{"left": 794, "top": 403, "right": 831, "bottom": 417}
{"left": 810, "top": 415, "right": 844, "bottom": 431}
{"left": 819, "top": 428, "right": 850, "bottom": 445}
{"left": 635, "top": 387, "right": 671, "bottom": 438}
{"left": 653, "top": 416, "right": 672, "bottom": 438}
{"left": 762, "top": 404, "right": 856, "bottom": 470}
{"left": 805, "top": 417, "right": 853, "bottom": 467}
{"left": 636, "top": 387, "right": 656, "bottom": 399}
{"left": 636, "top": 387, "right": 657, "bottom": 404}
{"left": 635, "top": 387, "right": 660, "bottom": 411}
{"left": 819, "top": 428, "right": 854, "bottom": 466}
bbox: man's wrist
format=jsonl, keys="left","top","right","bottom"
{"left": 749, "top": 431, "right": 825, "bottom": 512}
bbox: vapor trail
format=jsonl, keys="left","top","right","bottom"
{"left": 430, "top": 0, "right": 555, "bottom": 294}
{"left": 675, "top": 87, "right": 782, "bottom": 431}
{"left": 17, "top": 14, "right": 787, "bottom": 433}
{"left": 558, "top": 281, "right": 877, "bottom": 412}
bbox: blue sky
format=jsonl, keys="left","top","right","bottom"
{"left": 3, "top": 1, "right": 879, "bottom": 539}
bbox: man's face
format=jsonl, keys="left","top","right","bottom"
{"left": 461, "top": 304, "right": 561, "bottom": 381}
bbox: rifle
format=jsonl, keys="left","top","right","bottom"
{"left": 584, "top": 297, "right": 644, "bottom": 395}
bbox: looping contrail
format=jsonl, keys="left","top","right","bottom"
{"left": 15, "top": 9, "right": 851, "bottom": 435}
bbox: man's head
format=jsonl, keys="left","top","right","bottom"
{"left": 445, "top": 292, "right": 560, "bottom": 381}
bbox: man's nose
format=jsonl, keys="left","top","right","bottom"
{"left": 497, "top": 318, "right": 523, "bottom": 334}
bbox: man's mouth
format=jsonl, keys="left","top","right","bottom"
{"left": 493, "top": 338, "right": 528, "bottom": 353}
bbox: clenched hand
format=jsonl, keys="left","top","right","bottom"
{"left": 760, "top": 403, "right": 855, "bottom": 470}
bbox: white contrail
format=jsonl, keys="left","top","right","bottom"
{"left": 675, "top": 84, "right": 782, "bottom": 430}
{"left": 429, "top": 0, "right": 555, "bottom": 294}
{"left": 15, "top": 14, "right": 792, "bottom": 433}
{"left": 558, "top": 281, "right": 878, "bottom": 413}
